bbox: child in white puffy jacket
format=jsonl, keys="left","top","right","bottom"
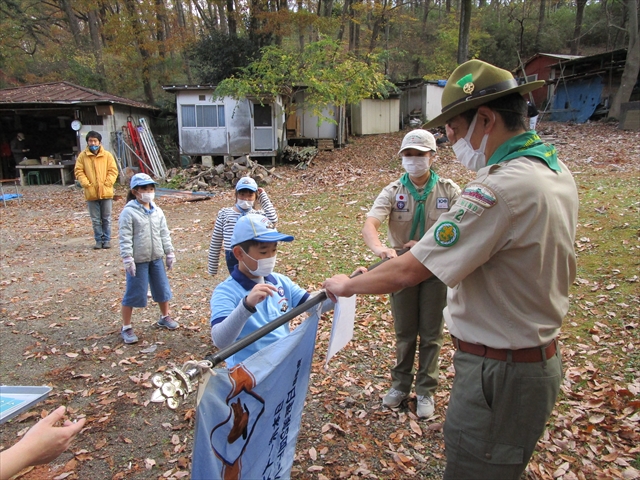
{"left": 118, "top": 173, "right": 177, "bottom": 344}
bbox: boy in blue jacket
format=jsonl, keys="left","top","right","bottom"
{"left": 210, "top": 214, "right": 314, "bottom": 367}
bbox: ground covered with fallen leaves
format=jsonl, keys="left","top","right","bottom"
{"left": 0, "top": 122, "right": 638, "bottom": 480}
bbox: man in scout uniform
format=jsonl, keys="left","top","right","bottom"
{"left": 323, "top": 59, "right": 578, "bottom": 479}
{"left": 362, "top": 129, "right": 460, "bottom": 418}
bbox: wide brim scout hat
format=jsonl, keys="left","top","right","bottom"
{"left": 424, "top": 59, "right": 545, "bottom": 128}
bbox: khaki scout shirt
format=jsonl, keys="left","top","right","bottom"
{"left": 411, "top": 157, "right": 578, "bottom": 349}
{"left": 367, "top": 176, "right": 461, "bottom": 249}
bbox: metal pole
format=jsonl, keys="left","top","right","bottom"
{"left": 204, "top": 248, "right": 408, "bottom": 367}
{"left": 516, "top": 50, "right": 535, "bottom": 104}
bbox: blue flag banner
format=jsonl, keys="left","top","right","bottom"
{"left": 192, "top": 310, "right": 320, "bottom": 480}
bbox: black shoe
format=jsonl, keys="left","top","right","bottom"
{"left": 94, "top": 242, "right": 102, "bottom": 249}
{"left": 102, "top": 241, "right": 111, "bottom": 249}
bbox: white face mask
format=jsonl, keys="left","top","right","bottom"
{"left": 242, "top": 250, "right": 277, "bottom": 277}
{"left": 401, "top": 156, "right": 432, "bottom": 177}
{"left": 452, "top": 112, "right": 492, "bottom": 171}
{"left": 139, "top": 192, "right": 155, "bottom": 204}
{"left": 236, "top": 200, "right": 254, "bottom": 211}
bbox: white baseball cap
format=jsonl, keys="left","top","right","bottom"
{"left": 398, "top": 129, "right": 437, "bottom": 155}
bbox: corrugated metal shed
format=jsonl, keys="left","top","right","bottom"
{"left": 0, "top": 81, "right": 157, "bottom": 110}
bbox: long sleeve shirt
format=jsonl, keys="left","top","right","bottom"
{"left": 207, "top": 191, "right": 278, "bottom": 275}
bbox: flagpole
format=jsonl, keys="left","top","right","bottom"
{"left": 204, "top": 248, "right": 408, "bottom": 367}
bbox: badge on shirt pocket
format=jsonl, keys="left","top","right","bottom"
{"left": 395, "top": 193, "right": 408, "bottom": 212}
{"left": 436, "top": 197, "right": 449, "bottom": 209}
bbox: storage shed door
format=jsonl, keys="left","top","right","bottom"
{"left": 252, "top": 104, "right": 274, "bottom": 151}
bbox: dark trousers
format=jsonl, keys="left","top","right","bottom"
{"left": 389, "top": 276, "right": 446, "bottom": 397}
{"left": 443, "top": 348, "right": 562, "bottom": 479}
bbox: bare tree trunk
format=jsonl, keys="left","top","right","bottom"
{"left": 172, "top": 0, "right": 193, "bottom": 82}
{"left": 535, "top": 0, "right": 546, "bottom": 51}
{"left": 226, "top": 0, "right": 237, "bottom": 36}
{"left": 192, "top": 1, "right": 216, "bottom": 31}
{"left": 298, "top": 0, "right": 306, "bottom": 50}
{"left": 349, "top": 0, "right": 361, "bottom": 52}
{"left": 614, "top": 1, "right": 629, "bottom": 48}
{"left": 421, "top": 0, "right": 432, "bottom": 34}
{"left": 87, "top": 10, "right": 107, "bottom": 91}
{"left": 368, "top": 0, "right": 389, "bottom": 54}
{"left": 217, "top": 0, "right": 228, "bottom": 35}
{"left": 337, "top": 0, "right": 351, "bottom": 42}
{"left": 174, "top": 0, "right": 186, "bottom": 30}
{"left": 324, "top": 0, "right": 334, "bottom": 16}
{"left": 274, "top": 0, "right": 288, "bottom": 45}
{"left": 570, "top": 0, "right": 587, "bottom": 54}
{"left": 59, "top": 0, "right": 83, "bottom": 48}
{"left": 124, "top": 0, "right": 155, "bottom": 104}
{"left": 155, "top": 0, "right": 168, "bottom": 82}
{"left": 185, "top": 0, "right": 198, "bottom": 37}
{"left": 457, "top": 0, "right": 471, "bottom": 64}
{"left": 609, "top": 0, "right": 639, "bottom": 119}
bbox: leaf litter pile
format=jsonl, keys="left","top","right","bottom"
{"left": 0, "top": 122, "right": 638, "bottom": 480}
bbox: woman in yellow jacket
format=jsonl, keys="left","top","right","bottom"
{"left": 74, "top": 131, "right": 119, "bottom": 249}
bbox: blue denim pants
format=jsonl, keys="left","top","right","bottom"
{"left": 87, "top": 199, "right": 113, "bottom": 243}
{"left": 122, "top": 258, "right": 172, "bottom": 308}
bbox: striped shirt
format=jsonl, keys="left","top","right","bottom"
{"left": 207, "top": 191, "right": 278, "bottom": 275}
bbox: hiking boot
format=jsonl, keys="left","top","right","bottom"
{"left": 416, "top": 395, "right": 435, "bottom": 419}
{"left": 102, "top": 241, "right": 111, "bottom": 249}
{"left": 157, "top": 315, "right": 178, "bottom": 330}
{"left": 94, "top": 241, "right": 102, "bottom": 249}
{"left": 121, "top": 327, "right": 138, "bottom": 344}
{"left": 382, "top": 388, "right": 409, "bottom": 408}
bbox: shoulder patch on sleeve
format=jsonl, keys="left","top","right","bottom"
{"left": 434, "top": 221, "right": 460, "bottom": 247}
{"left": 461, "top": 184, "right": 497, "bottom": 208}
{"left": 458, "top": 198, "right": 485, "bottom": 216}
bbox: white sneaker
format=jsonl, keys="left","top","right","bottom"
{"left": 416, "top": 395, "right": 435, "bottom": 418}
{"left": 382, "top": 388, "right": 409, "bottom": 408}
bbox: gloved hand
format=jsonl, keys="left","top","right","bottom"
{"left": 123, "top": 257, "right": 136, "bottom": 277}
{"left": 166, "top": 253, "right": 176, "bottom": 270}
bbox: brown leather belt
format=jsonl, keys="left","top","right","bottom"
{"left": 451, "top": 336, "right": 557, "bottom": 363}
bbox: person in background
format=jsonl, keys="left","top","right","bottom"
{"left": 323, "top": 59, "right": 578, "bottom": 479}
{"left": 362, "top": 129, "right": 460, "bottom": 418}
{"left": 10, "top": 132, "right": 29, "bottom": 168}
{"left": 527, "top": 100, "right": 540, "bottom": 131}
{"left": 118, "top": 173, "right": 177, "bottom": 344}
{"left": 207, "top": 177, "right": 278, "bottom": 276}
{"left": 74, "top": 131, "right": 119, "bottom": 249}
{"left": 0, "top": 406, "right": 85, "bottom": 480}
{"left": 0, "top": 136, "right": 12, "bottom": 179}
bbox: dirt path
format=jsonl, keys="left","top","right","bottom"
{"left": 1, "top": 123, "right": 638, "bottom": 480}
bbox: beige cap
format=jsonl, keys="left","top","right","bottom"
{"left": 398, "top": 129, "right": 437, "bottom": 155}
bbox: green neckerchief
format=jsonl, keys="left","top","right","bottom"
{"left": 487, "top": 131, "right": 561, "bottom": 172}
{"left": 400, "top": 170, "right": 439, "bottom": 240}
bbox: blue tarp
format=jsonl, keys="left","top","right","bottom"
{"left": 0, "top": 194, "right": 22, "bottom": 201}
{"left": 550, "top": 76, "right": 603, "bottom": 123}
